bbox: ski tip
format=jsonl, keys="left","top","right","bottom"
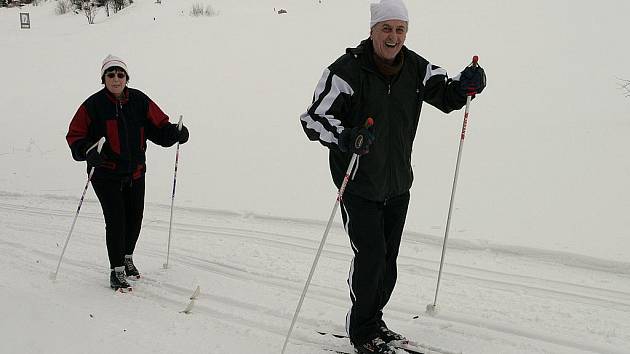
{"left": 190, "top": 285, "right": 201, "bottom": 299}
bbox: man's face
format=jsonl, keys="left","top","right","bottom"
{"left": 370, "top": 20, "right": 408, "bottom": 63}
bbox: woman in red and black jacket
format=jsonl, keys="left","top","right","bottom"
{"left": 66, "top": 55, "right": 189, "bottom": 291}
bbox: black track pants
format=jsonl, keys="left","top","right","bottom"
{"left": 91, "top": 177, "right": 145, "bottom": 269}
{"left": 340, "top": 191, "right": 410, "bottom": 345}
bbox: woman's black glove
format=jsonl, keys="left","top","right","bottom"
{"left": 85, "top": 146, "right": 104, "bottom": 167}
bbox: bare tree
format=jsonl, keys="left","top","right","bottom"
{"left": 82, "top": 0, "right": 98, "bottom": 24}
{"left": 98, "top": 0, "right": 112, "bottom": 17}
{"left": 620, "top": 79, "right": 630, "bottom": 98}
{"left": 112, "top": 0, "right": 125, "bottom": 13}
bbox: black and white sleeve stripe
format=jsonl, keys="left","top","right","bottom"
{"left": 422, "top": 63, "right": 448, "bottom": 86}
{"left": 422, "top": 62, "right": 467, "bottom": 113}
{"left": 300, "top": 68, "right": 354, "bottom": 149}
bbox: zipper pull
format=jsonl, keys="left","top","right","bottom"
{"left": 388, "top": 84, "right": 391, "bottom": 95}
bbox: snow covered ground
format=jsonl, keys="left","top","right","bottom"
{"left": 1, "top": 0, "right": 630, "bottom": 353}
{"left": 2, "top": 193, "right": 630, "bottom": 353}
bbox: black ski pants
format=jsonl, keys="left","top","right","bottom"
{"left": 91, "top": 177, "right": 145, "bottom": 269}
{"left": 340, "top": 191, "right": 410, "bottom": 345}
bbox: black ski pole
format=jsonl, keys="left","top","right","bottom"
{"left": 164, "top": 115, "right": 184, "bottom": 269}
{"left": 50, "top": 137, "right": 106, "bottom": 281}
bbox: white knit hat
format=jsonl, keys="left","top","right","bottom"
{"left": 370, "top": 0, "right": 409, "bottom": 28}
{"left": 100, "top": 54, "right": 128, "bottom": 77}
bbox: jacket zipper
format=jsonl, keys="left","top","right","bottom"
{"left": 118, "top": 100, "right": 133, "bottom": 175}
{"left": 386, "top": 79, "right": 394, "bottom": 201}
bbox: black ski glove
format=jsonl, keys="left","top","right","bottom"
{"left": 459, "top": 65, "right": 486, "bottom": 96}
{"left": 85, "top": 146, "right": 104, "bottom": 167}
{"left": 338, "top": 125, "right": 375, "bottom": 155}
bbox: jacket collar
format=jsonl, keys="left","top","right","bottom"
{"left": 103, "top": 87, "right": 129, "bottom": 104}
{"left": 347, "top": 38, "right": 408, "bottom": 75}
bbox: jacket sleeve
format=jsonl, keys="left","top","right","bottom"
{"left": 144, "top": 98, "right": 180, "bottom": 147}
{"left": 422, "top": 62, "right": 467, "bottom": 113}
{"left": 66, "top": 104, "right": 94, "bottom": 161}
{"left": 299, "top": 67, "right": 353, "bottom": 151}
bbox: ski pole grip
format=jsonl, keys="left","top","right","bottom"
{"left": 86, "top": 137, "right": 107, "bottom": 155}
{"left": 96, "top": 137, "right": 106, "bottom": 153}
{"left": 177, "top": 115, "right": 183, "bottom": 131}
{"left": 85, "top": 137, "right": 105, "bottom": 154}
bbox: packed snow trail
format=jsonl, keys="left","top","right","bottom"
{"left": 1, "top": 192, "right": 629, "bottom": 353}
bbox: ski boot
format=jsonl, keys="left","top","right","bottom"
{"left": 110, "top": 266, "right": 132, "bottom": 292}
{"left": 124, "top": 255, "right": 140, "bottom": 279}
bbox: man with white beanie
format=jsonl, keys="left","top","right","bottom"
{"left": 300, "top": 0, "right": 485, "bottom": 353}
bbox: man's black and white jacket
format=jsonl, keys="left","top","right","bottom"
{"left": 300, "top": 39, "right": 467, "bottom": 201}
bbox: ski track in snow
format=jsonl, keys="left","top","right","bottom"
{"left": 1, "top": 193, "right": 629, "bottom": 354}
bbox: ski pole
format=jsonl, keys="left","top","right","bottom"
{"left": 163, "top": 115, "right": 184, "bottom": 269}
{"left": 50, "top": 137, "right": 106, "bottom": 281}
{"left": 426, "top": 56, "right": 479, "bottom": 315}
{"left": 281, "top": 118, "right": 374, "bottom": 354}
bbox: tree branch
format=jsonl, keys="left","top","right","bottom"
{"left": 619, "top": 78, "right": 630, "bottom": 98}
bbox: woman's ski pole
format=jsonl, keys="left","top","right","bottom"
{"left": 50, "top": 137, "right": 106, "bottom": 281}
{"left": 163, "top": 115, "right": 183, "bottom": 269}
{"left": 281, "top": 118, "right": 374, "bottom": 354}
{"left": 427, "top": 56, "right": 479, "bottom": 314}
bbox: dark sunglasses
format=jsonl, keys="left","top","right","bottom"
{"left": 106, "top": 72, "right": 126, "bottom": 79}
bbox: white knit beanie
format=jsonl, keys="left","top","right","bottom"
{"left": 100, "top": 54, "right": 128, "bottom": 77}
{"left": 370, "top": 0, "right": 409, "bottom": 28}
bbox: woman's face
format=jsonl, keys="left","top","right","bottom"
{"left": 103, "top": 68, "right": 127, "bottom": 97}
